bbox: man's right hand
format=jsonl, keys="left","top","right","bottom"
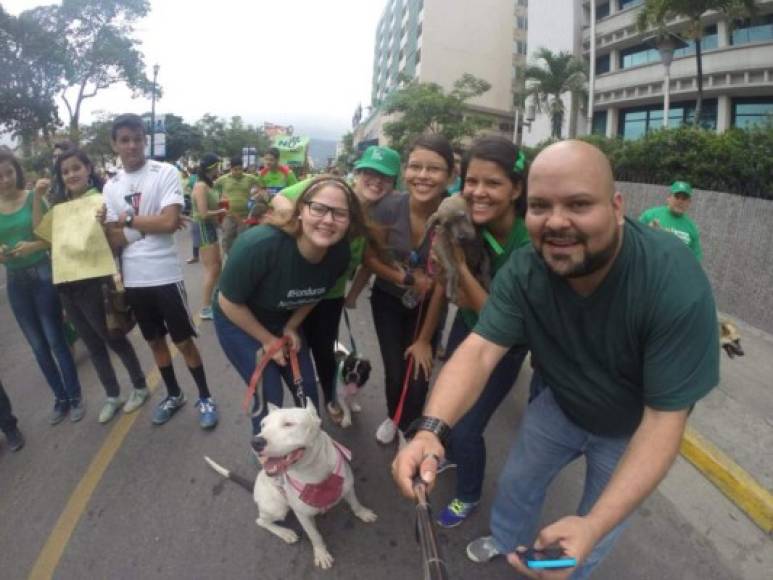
{"left": 392, "top": 430, "right": 445, "bottom": 499}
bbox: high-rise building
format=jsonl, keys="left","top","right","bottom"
{"left": 587, "top": 0, "right": 773, "bottom": 139}
{"left": 523, "top": 0, "right": 773, "bottom": 143}
{"left": 355, "top": 0, "right": 530, "bottom": 148}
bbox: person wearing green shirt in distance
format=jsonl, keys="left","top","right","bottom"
{"left": 639, "top": 180, "right": 703, "bottom": 261}
{"left": 214, "top": 176, "right": 366, "bottom": 437}
{"left": 41, "top": 148, "right": 148, "bottom": 424}
{"left": 259, "top": 147, "right": 298, "bottom": 197}
{"left": 192, "top": 153, "right": 227, "bottom": 320}
{"left": 405, "top": 137, "right": 531, "bottom": 528}
{"left": 276, "top": 145, "right": 400, "bottom": 423}
{"left": 214, "top": 156, "right": 262, "bottom": 255}
{"left": 0, "top": 151, "right": 83, "bottom": 425}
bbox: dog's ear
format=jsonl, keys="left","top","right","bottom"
{"left": 267, "top": 402, "right": 280, "bottom": 414}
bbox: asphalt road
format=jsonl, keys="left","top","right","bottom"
{"left": 0, "top": 231, "right": 770, "bottom": 580}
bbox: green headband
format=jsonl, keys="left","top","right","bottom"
{"left": 514, "top": 150, "right": 526, "bottom": 173}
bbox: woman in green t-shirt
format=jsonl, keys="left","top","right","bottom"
{"left": 0, "top": 150, "right": 83, "bottom": 424}
{"left": 405, "top": 136, "right": 531, "bottom": 528}
{"left": 215, "top": 176, "right": 367, "bottom": 435}
{"left": 191, "top": 153, "right": 227, "bottom": 320}
{"left": 46, "top": 148, "right": 147, "bottom": 424}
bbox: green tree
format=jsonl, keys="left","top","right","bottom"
{"left": 336, "top": 132, "right": 355, "bottom": 172}
{"left": 636, "top": 0, "right": 757, "bottom": 126}
{"left": 382, "top": 73, "right": 493, "bottom": 155}
{"left": 80, "top": 112, "right": 117, "bottom": 167}
{"left": 26, "top": 0, "right": 156, "bottom": 141}
{"left": 0, "top": 6, "right": 66, "bottom": 143}
{"left": 164, "top": 114, "right": 203, "bottom": 161}
{"left": 524, "top": 48, "right": 587, "bottom": 139}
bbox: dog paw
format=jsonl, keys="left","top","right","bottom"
{"left": 355, "top": 507, "right": 378, "bottom": 523}
{"left": 314, "top": 548, "right": 335, "bottom": 569}
{"left": 340, "top": 416, "right": 352, "bottom": 428}
{"left": 276, "top": 528, "right": 299, "bottom": 544}
{"left": 351, "top": 402, "right": 362, "bottom": 413}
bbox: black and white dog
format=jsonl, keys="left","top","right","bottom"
{"left": 330, "top": 341, "right": 371, "bottom": 428}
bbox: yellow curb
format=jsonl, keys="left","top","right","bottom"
{"left": 680, "top": 425, "right": 773, "bottom": 534}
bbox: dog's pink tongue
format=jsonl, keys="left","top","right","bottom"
{"left": 344, "top": 382, "right": 359, "bottom": 396}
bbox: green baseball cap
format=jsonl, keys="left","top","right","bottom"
{"left": 670, "top": 180, "right": 693, "bottom": 196}
{"left": 354, "top": 145, "right": 401, "bottom": 179}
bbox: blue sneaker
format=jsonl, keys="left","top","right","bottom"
{"left": 437, "top": 498, "right": 479, "bottom": 528}
{"left": 196, "top": 397, "right": 218, "bottom": 430}
{"left": 152, "top": 393, "right": 186, "bottom": 425}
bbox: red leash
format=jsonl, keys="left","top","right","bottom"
{"left": 391, "top": 297, "right": 426, "bottom": 428}
{"left": 242, "top": 336, "right": 304, "bottom": 412}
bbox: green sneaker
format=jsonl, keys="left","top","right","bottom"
{"left": 437, "top": 498, "right": 478, "bottom": 528}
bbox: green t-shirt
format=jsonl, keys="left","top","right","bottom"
{"left": 474, "top": 218, "right": 719, "bottom": 437}
{"left": 0, "top": 192, "right": 49, "bottom": 270}
{"left": 639, "top": 205, "right": 702, "bottom": 261}
{"left": 192, "top": 183, "right": 220, "bottom": 221}
{"left": 259, "top": 166, "right": 298, "bottom": 194}
{"left": 216, "top": 225, "right": 350, "bottom": 334}
{"left": 213, "top": 173, "right": 261, "bottom": 218}
{"left": 459, "top": 216, "right": 531, "bottom": 329}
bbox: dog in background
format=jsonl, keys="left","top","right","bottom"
{"left": 719, "top": 318, "right": 744, "bottom": 359}
{"left": 424, "top": 195, "right": 490, "bottom": 303}
{"left": 205, "top": 403, "right": 377, "bottom": 569}
{"left": 329, "top": 341, "right": 371, "bottom": 428}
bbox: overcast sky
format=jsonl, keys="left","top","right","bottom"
{"left": 5, "top": 0, "right": 384, "bottom": 141}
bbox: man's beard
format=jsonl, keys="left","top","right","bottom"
{"left": 539, "top": 226, "right": 620, "bottom": 279}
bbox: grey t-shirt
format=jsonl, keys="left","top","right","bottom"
{"left": 369, "top": 192, "right": 431, "bottom": 298}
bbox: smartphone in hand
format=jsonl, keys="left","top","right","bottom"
{"left": 520, "top": 547, "right": 577, "bottom": 570}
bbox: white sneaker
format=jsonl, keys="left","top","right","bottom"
{"left": 375, "top": 417, "right": 397, "bottom": 444}
{"left": 98, "top": 397, "right": 124, "bottom": 424}
{"left": 123, "top": 388, "right": 150, "bottom": 414}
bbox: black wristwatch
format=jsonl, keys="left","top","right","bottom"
{"left": 402, "top": 271, "right": 416, "bottom": 287}
{"left": 407, "top": 416, "right": 451, "bottom": 446}
{"left": 124, "top": 214, "right": 134, "bottom": 228}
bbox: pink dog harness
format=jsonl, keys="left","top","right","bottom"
{"left": 284, "top": 441, "right": 351, "bottom": 511}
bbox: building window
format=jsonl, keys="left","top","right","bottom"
{"left": 415, "top": 48, "right": 421, "bottom": 65}
{"left": 596, "top": 54, "right": 611, "bottom": 74}
{"left": 514, "top": 40, "right": 528, "bottom": 55}
{"left": 597, "top": 2, "right": 610, "bottom": 20}
{"left": 417, "top": 22, "right": 422, "bottom": 38}
{"left": 517, "top": 0, "right": 528, "bottom": 6}
{"left": 731, "top": 15, "right": 773, "bottom": 46}
{"left": 516, "top": 16, "right": 528, "bottom": 29}
{"left": 620, "top": 44, "right": 660, "bottom": 69}
{"left": 592, "top": 111, "right": 608, "bottom": 135}
{"left": 673, "top": 26, "right": 718, "bottom": 58}
{"left": 618, "top": 0, "right": 643, "bottom": 10}
{"left": 732, "top": 97, "right": 773, "bottom": 129}
{"left": 619, "top": 99, "right": 717, "bottom": 139}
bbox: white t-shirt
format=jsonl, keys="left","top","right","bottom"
{"left": 104, "top": 160, "right": 184, "bottom": 287}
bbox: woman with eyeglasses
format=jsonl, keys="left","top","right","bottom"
{"left": 363, "top": 134, "right": 455, "bottom": 445}
{"left": 214, "top": 176, "right": 366, "bottom": 434}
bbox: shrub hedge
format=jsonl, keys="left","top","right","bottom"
{"left": 523, "top": 126, "right": 773, "bottom": 199}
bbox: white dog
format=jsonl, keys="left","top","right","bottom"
{"left": 204, "top": 403, "right": 377, "bottom": 569}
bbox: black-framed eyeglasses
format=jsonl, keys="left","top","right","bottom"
{"left": 304, "top": 200, "right": 350, "bottom": 222}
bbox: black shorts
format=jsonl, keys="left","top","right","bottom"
{"left": 126, "top": 282, "right": 197, "bottom": 343}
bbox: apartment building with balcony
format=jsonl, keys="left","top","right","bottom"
{"left": 355, "top": 0, "right": 530, "bottom": 148}
{"left": 586, "top": 0, "right": 773, "bottom": 138}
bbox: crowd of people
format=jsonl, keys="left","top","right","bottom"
{"left": 0, "top": 111, "right": 718, "bottom": 577}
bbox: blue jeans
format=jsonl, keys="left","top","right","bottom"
{"left": 213, "top": 308, "right": 319, "bottom": 434}
{"left": 6, "top": 259, "right": 82, "bottom": 403}
{"left": 490, "top": 373, "right": 632, "bottom": 579}
{"left": 444, "top": 314, "right": 528, "bottom": 502}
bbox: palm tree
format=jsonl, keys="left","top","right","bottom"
{"left": 636, "top": 0, "right": 757, "bottom": 126}
{"left": 524, "top": 48, "right": 588, "bottom": 139}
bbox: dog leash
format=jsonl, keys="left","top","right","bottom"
{"left": 342, "top": 308, "right": 359, "bottom": 354}
{"left": 242, "top": 336, "right": 306, "bottom": 413}
{"left": 391, "top": 296, "right": 426, "bottom": 429}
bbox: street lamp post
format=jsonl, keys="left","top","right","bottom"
{"left": 150, "top": 64, "right": 159, "bottom": 158}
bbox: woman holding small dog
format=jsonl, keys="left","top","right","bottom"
{"left": 215, "top": 176, "right": 366, "bottom": 435}
{"left": 363, "top": 135, "right": 454, "bottom": 444}
{"left": 405, "top": 136, "right": 530, "bottom": 527}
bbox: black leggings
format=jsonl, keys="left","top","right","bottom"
{"left": 302, "top": 297, "right": 345, "bottom": 406}
{"left": 370, "top": 286, "right": 437, "bottom": 432}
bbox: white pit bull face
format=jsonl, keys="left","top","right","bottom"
{"left": 252, "top": 404, "right": 322, "bottom": 476}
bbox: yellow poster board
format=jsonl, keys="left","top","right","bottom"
{"left": 35, "top": 195, "right": 117, "bottom": 284}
